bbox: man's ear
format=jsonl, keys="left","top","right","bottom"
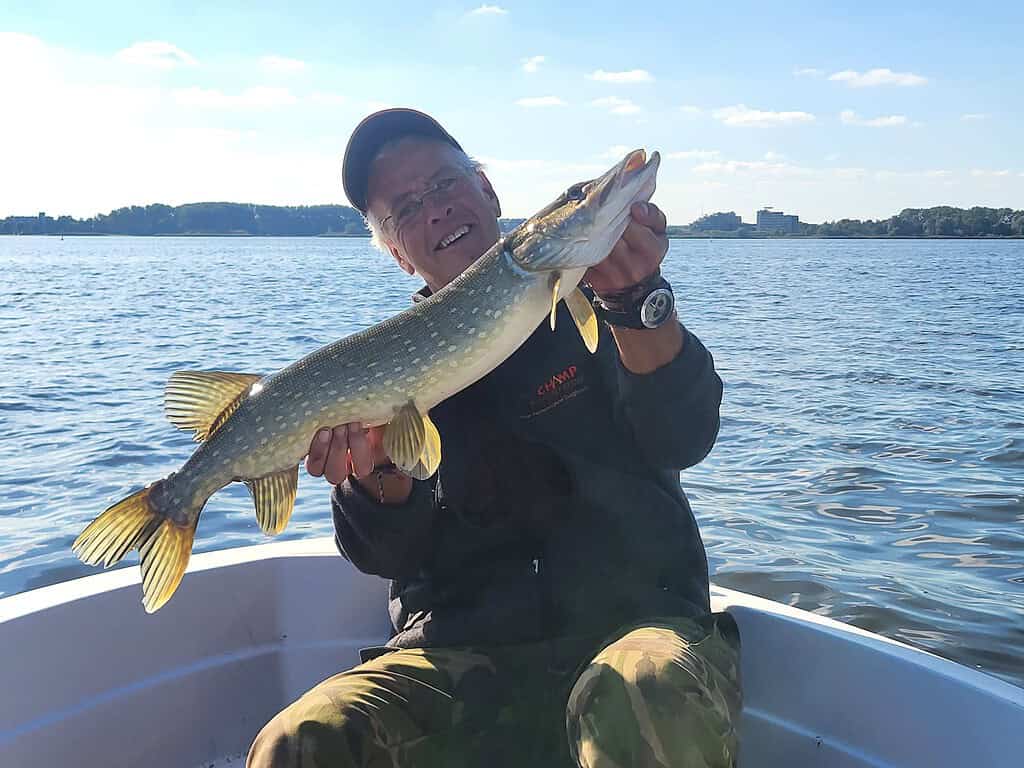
{"left": 389, "top": 243, "right": 416, "bottom": 276}
{"left": 478, "top": 171, "right": 502, "bottom": 218}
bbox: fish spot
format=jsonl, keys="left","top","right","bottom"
{"left": 328, "top": 389, "right": 338, "bottom": 396}
{"left": 358, "top": 385, "right": 367, "bottom": 391}
{"left": 485, "top": 285, "right": 493, "bottom": 293}
{"left": 412, "top": 357, "right": 421, "bottom": 364}
{"left": 493, "top": 310, "right": 503, "bottom": 319}
{"left": 257, "top": 426, "right": 265, "bottom": 433}
{"left": 478, "top": 332, "right": 487, "bottom": 339}
{"left": 472, "top": 307, "right": 479, "bottom": 314}
{"left": 484, "top": 309, "right": 493, "bottom": 317}
{"left": 384, "top": 379, "right": 393, "bottom": 385}
{"left": 305, "top": 410, "right": 313, "bottom": 416}
{"left": 394, "top": 366, "right": 403, "bottom": 372}
{"left": 456, "top": 323, "right": 465, "bottom": 329}
{"left": 447, "top": 345, "right": 457, "bottom": 352}
{"left": 368, "top": 361, "right": 378, "bottom": 368}
{"left": 431, "top": 331, "right": 439, "bottom": 338}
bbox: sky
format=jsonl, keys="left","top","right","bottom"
{"left": 1, "top": 1, "right": 1021, "bottom": 224}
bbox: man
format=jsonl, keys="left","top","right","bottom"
{"left": 248, "top": 109, "right": 740, "bottom": 767}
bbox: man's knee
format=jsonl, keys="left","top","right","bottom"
{"left": 246, "top": 693, "right": 369, "bottom": 768}
{"left": 565, "top": 618, "right": 741, "bottom": 768}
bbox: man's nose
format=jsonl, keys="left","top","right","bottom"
{"left": 429, "top": 204, "right": 455, "bottom": 225}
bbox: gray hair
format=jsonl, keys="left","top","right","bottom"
{"left": 363, "top": 135, "right": 484, "bottom": 252}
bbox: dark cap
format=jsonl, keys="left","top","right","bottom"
{"left": 342, "top": 108, "right": 464, "bottom": 214}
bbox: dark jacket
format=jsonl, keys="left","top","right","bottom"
{"left": 332, "top": 304, "right": 723, "bottom": 648}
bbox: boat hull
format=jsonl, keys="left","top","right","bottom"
{"left": 1, "top": 539, "right": 1021, "bottom": 767}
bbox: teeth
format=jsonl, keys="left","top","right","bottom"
{"left": 439, "top": 225, "right": 470, "bottom": 250}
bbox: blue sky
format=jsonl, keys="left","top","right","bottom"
{"left": 2, "top": 1, "right": 1021, "bottom": 223}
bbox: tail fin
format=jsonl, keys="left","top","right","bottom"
{"left": 73, "top": 482, "right": 199, "bottom": 613}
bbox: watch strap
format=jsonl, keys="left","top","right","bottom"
{"left": 591, "top": 272, "right": 674, "bottom": 330}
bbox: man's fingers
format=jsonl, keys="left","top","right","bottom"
{"left": 632, "top": 201, "right": 667, "bottom": 234}
{"left": 621, "top": 219, "right": 667, "bottom": 267}
{"left": 347, "top": 423, "right": 375, "bottom": 478}
{"left": 322, "top": 425, "right": 352, "bottom": 485}
{"left": 305, "top": 428, "right": 333, "bottom": 477}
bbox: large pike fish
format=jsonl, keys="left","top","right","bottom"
{"left": 74, "top": 149, "right": 661, "bottom": 612}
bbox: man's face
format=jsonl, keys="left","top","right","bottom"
{"left": 366, "top": 138, "right": 502, "bottom": 291}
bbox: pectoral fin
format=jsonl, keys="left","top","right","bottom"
{"left": 384, "top": 401, "right": 427, "bottom": 475}
{"left": 566, "top": 288, "right": 599, "bottom": 353}
{"left": 165, "top": 371, "right": 263, "bottom": 442}
{"left": 408, "top": 411, "right": 442, "bottom": 480}
{"left": 549, "top": 272, "right": 561, "bottom": 331}
{"left": 246, "top": 465, "right": 299, "bottom": 535}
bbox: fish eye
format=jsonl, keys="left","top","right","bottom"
{"left": 566, "top": 183, "right": 587, "bottom": 202}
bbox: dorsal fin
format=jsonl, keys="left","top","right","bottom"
{"left": 165, "top": 371, "right": 263, "bottom": 442}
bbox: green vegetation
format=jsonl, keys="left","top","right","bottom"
{"left": 0, "top": 203, "right": 370, "bottom": 236}
{"left": 810, "top": 207, "right": 1024, "bottom": 237}
{"left": 3, "top": 204, "right": 1023, "bottom": 238}
{"left": 668, "top": 206, "right": 1024, "bottom": 238}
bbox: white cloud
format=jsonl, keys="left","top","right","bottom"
{"left": 679, "top": 105, "right": 704, "bottom": 117}
{"left": 591, "top": 96, "right": 640, "bottom": 115}
{"left": 587, "top": 69, "right": 653, "bottom": 84}
{"left": 116, "top": 41, "right": 197, "bottom": 70}
{"left": 692, "top": 159, "right": 813, "bottom": 178}
{"left": 600, "top": 145, "right": 634, "bottom": 160}
{"left": 174, "top": 86, "right": 298, "bottom": 109}
{"left": 309, "top": 91, "right": 346, "bottom": 106}
{"left": 970, "top": 169, "right": 1011, "bottom": 178}
{"left": 763, "top": 151, "right": 786, "bottom": 161}
{"left": 828, "top": 68, "right": 927, "bottom": 87}
{"left": 260, "top": 55, "right": 306, "bottom": 74}
{"left": 840, "top": 109, "right": 908, "bottom": 127}
{"left": 961, "top": 113, "right": 989, "bottom": 121}
{"left": 924, "top": 170, "right": 953, "bottom": 178}
{"left": 794, "top": 67, "right": 823, "bottom": 77}
{"left": 712, "top": 104, "right": 815, "bottom": 127}
{"left": 468, "top": 4, "right": 508, "bottom": 15}
{"left": 516, "top": 96, "right": 565, "bottom": 107}
{"left": 521, "top": 55, "right": 545, "bottom": 74}
{"left": 667, "top": 149, "right": 720, "bottom": 161}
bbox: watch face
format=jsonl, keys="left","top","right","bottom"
{"left": 640, "top": 288, "right": 674, "bottom": 328}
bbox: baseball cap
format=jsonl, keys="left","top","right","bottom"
{"left": 342, "top": 108, "right": 464, "bottom": 214}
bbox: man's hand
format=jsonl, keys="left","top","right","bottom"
{"left": 584, "top": 201, "right": 682, "bottom": 375}
{"left": 585, "top": 201, "right": 669, "bottom": 297}
{"left": 306, "top": 423, "right": 413, "bottom": 503}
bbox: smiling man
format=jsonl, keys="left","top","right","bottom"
{"left": 247, "top": 109, "right": 741, "bottom": 768}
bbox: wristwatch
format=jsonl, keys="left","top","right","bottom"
{"left": 591, "top": 272, "right": 676, "bottom": 330}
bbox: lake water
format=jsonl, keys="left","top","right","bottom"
{"left": 1, "top": 236, "right": 1021, "bottom": 687}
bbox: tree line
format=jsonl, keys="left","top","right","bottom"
{"left": 809, "top": 207, "right": 1024, "bottom": 237}
{"left": 0, "top": 203, "right": 371, "bottom": 236}
{"left": 4, "top": 203, "right": 1023, "bottom": 238}
{"left": 670, "top": 206, "right": 1024, "bottom": 238}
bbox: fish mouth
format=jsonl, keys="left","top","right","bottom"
{"left": 435, "top": 223, "right": 473, "bottom": 251}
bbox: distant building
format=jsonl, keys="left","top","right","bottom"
{"left": 756, "top": 208, "right": 800, "bottom": 234}
{"left": 692, "top": 211, "right": 742, "bottom": 231}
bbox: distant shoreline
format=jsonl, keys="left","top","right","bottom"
{"left": 3, "top": 233, "right": 1022, "bottom": 240}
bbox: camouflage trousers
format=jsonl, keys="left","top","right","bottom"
{"left": 247, "top": 614, "right": 741, "bottom": 768}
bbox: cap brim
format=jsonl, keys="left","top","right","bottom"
{"left": 342, "top": 108, "right": 463, "bottom": 214}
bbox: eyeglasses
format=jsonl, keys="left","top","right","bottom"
{"left": 378, "top": 171, "right": 468, "bottom": 235}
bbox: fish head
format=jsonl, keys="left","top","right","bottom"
{"left": 504, "top": 149, "right": 660, "bottom": 273}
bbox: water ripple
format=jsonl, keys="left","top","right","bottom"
{"left": 1, "top": 236, "right": 1023, "bottom": 689}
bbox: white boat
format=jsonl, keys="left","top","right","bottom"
{"left": 1, "top": 538, "right": 1021, "bottom": 767}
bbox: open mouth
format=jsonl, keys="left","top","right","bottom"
{"left": 435, "top": 224, "right": 472, "bottom": 251}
